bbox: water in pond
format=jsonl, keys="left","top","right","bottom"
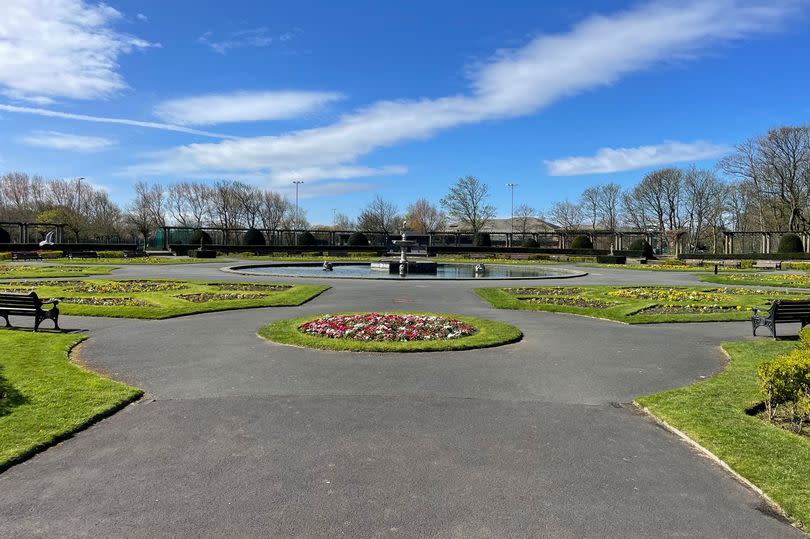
{"left": 231, "top": 263, "right": 576, "bottom": 280}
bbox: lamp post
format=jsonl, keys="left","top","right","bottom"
{"left": 293, "top": 180, "right": 304, "bottom": 245}
{"left": 506, "top": 182, "right": 517, "bottom": 246}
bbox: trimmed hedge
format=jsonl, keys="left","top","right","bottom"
{"left": 0, "top": 228, "right": 10, "bottom": 243}
{"left": 243, "top": 228, "right": 266, "bottom": 246}
{"left": 778, "top": 233, "right": 804, "bottom": 254}
{"left": 628, "top": 238, "right": 654, "bottom": 258}
{"left": 347, "top": 231, "right": 369, "bottom": 246}
{"left": 473, "top": 232, "right": 491, "bottom": 247}
{"left": 190, "top": 229, "right": 213, "bottom": 246}
{"left": 679, "top": 252, "right": 810, "bottom": 261}
{"left": 596, "top": 255, "right": 626, "bottom": 264}
{"left": 298, "top": 231, "right": 317, "bottom": 246}
{"left": 571, "top": 235, "right": 593, "bottom": 249}
{"left": 521, "top": 237, "right": 539, "bottom": 248}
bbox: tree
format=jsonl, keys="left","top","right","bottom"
{"left": 357, "top": 195, "right": 401, "bottom": 235}
{"left": 440, "top": 176, "right": 496, "bottom": 233}
{"left": 407, "top": 198, "right": 445, "bottom": 233}
{"left": 513, "top": 204, "right": 536, "bottom": 236}
{"left": 126, "top": 181, "right": 165, "bottom": 246}
{"left": 547, "top": 200, "right": 583, "bottom": 231}
{"left": 332, "top": 212, "right": 355, "bottom": 230}
{"left": 580, "top": 187, "right": 600, "bottom": 230}
{"left": 596, "top": 182, "right": 622, "bottom": 231}
{"left": 259, "top": 191, "right": 291, "bottom": 230}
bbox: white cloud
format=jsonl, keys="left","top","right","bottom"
{"left": 136, "top": 13, "right": 148, "bottom": 22}
{"left": 269, "top": 165, "right": 408, "bottom": 184}
{"left": 131, "top": 0, "right": 799, "bottom": 183}
{"left": 198, "top": 27, "right": 300, "bottom": 54}
{"left": 0, "top": 104, "right": 238, "bottom": 139}
{"left": 154, "top": 90, "right": 343, "bottom": 126}
{"left": 0, "top": 0, "right": 158, "bottom": 103}
{"left": 20, "top": 130, "right": 116, "bottom": 152}
{"left": 544, "top": 140, "right": 730, "bottom": 176}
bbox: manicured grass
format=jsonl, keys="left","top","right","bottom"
{"left": 0, "top": 279, "right": 329, "bottom": 319}
{"left": 260, "top": 311, "right": 523, "bottom": 352}
{"left": 476, "top": 285, "right": 810, "bottom": 324}
{"left": 636, "top": 340, "right": 810, "bottom": 529}
{"left": 57, "top": 256, "right": 228, "bottom": 265}
{"left": 0, "top": 331, "right": 142, "bottom": 470}
{"left": 700, "top": 272, "right": 810, "bottom": 289}
{"left": 0, "top": 264, "right": 114, "bottom": 279}
{"left": 578, "top": 262, "right": 754, "bottom": 272}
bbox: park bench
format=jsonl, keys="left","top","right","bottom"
{"left": 507, "top": 253, "right": 531, "bottom": 260}
{"left": 753, "top": 260, "right": 782, "bottom": 270}
{"left": 11, "top": 251, "right": 41, "bottom": 261}
{"left": 705, "top": 259, "right": 742, "bottom": 269}
{"left": 67, "top": 251, "right": 98, "bottom": 259}
{"left": 0, "top": 292, "right": 60, "bottom": 331}
{"left": 683, "top": 259, "right": 704, "bottom": 267}
{"left": 123, "top": 250, "right": 148, "bottom": 258}
{"left": 752, "top": 299, "right": 810, "bottom": 339}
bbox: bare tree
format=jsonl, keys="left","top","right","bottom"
{"left": 513, "top": 203, "right": 537, "bottom": 236}
{"left": 596, "top": 182, "right": 622, "bottom": 231}
{"left": 332, "top": 212, "right": 355, "bottom": 230}
{"left": 580, "top": 186, "right": 600, "bottom": 230}
{"left": 440, "top": 176, "right": 496, "bottom": 233}
{"left": 407, "top": 198, "right": 445, "bottom": 233}
{"left": 126, "top": 181, "right": 165, "bottom": 246}
{"left": 357, "top": 195, "right": 401, "bottom": 235}
{"left": 547, "top": 200, "right": 583, "bottom": 231}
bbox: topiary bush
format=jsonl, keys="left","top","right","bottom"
{"left": 190, "top": 229, "right": 213, "bottom": 246}
{"left": 473, "top": 232, "right": 491, "bottom": 247}
{"left": 298, "top": 231, "right": 317, "bottom": 246}
{"left": 0, "top": 228, "right": 10, "bottom": 243}
{"left": 570, "top": 235, "right": 593, "bottom": 249}
{"left": 243, "top": 228, "right": 266, "bottom": 246}
{"left": 521, "top": 237, "right": 538, "bottom": 248}
{"left": 347, "top": 231, "right": 369, "bottom": 246}
{"left": 778, "top": 233, "right": 804, "bottom": 254}
{"left": 758, "top": 346, "right": 810, "bottom": 432}
{"left": 628, "top": 238, "right": 654, "bottom": 258}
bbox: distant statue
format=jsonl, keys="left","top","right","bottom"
{"left": 322, "top": 261, "right": 333, "bottom": 271}
{"left": 401, "top": 219, "right": 409, "bottom": 240}
{"left": 474, "top": 263, "right": 486, "bottom": 273}
{"left": 39, "top": 230, "right": 55, "bottom": 247}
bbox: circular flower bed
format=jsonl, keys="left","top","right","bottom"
{"left": 299, "top": 313, "right": 476, "bottom": 342}
{"left": 260, "top": 312, "right": 522, "bottom": 352}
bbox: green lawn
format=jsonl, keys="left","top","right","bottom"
{"left": 636, "top": 340, "right": 810, "bottom": 529}
{"left": 700, "top": 272, "right": 810, "bottom": 289}
{"left": 0, "top": 279, "right": 329, "bottom": 319}
{"left": 476, "top": 285, "right": 810, "bottom": 324}
{"left": 57, "top": 256, "right": 229, "bottom": 265}
{"left": 260, "top": 311, "right": 522, "bottom": 352}
{"left": 0, "top": 331, "right": 142, "bottom": 470}
{"left": 0, "top": 264, "right": 114, "bottom": 279}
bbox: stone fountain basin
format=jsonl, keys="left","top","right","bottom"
{"left": 370, "top": 260, "right": 438, "bottom": 274}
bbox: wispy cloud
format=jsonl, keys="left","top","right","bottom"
{"left": 0, "top": 104, "right": 238, "bottom": 139}
{"left": 154, "top": 90, "right": 343, "bottom": 126}
{"left": 198, "top": 27, "right": 301, "bottom": 54}
{"left": 20, "top": 130, "right": 116, "bottom": 152}
{"left": 544, "top": 140, "right": 730, "bottom": 176}
{"left": 269, "top": 165, "right": 408, "bottom": 184}
{"left": 136, "top": 13, "right": 148, "bottom": 22}
{"left": 0, "top": 0, "right": 158, "bottom": 103}
{"left": 131, "top": 0, "right": 800, "bottom": 184}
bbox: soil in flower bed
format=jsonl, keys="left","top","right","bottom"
{"left": 57, "top": 297, "right": 154, "bottom": 307}
{"left": 519, "top": 296, "right": 612, "bottom": 308}
{"left": 503, "top": 287, "right": 584, "bottom": 297}
{"left": 212, "top": 283, "right": 291, "bottom": 292}
{"left": 632, "top": 304, "right": 743, "bottom": 315}
{"left": 298, "top": 313, "right": 477, "bottom": 342}
{"left": 175, "top": 292, "right": 266, "bottom": 303}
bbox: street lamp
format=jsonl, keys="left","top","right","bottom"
{"left": 293, "top": 180, "right": 304, "bottom": 245}
{"left": 506, "top": 183, "right": 517, "bottom": 244}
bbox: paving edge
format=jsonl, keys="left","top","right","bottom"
{"left": 632, "top": 401, "right": 805, "bottom": 533}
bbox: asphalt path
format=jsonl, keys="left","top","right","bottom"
{"left": 0, "top": 262, "right": 803, "bottom": 537}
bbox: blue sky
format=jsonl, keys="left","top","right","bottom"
{"left": 1, "top": 0, "right": 809, "bottom": 225}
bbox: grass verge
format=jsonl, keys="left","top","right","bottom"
{"left": 0, "top": 279, "right": 329, "bottom": 319}
{"left": 57, "top": 256, "right": 227, "bottom": 265}
{"left": 700, "top": 272, "right": 810, "bottom": 289}
{"left": 635, "top": 340, "right": 810, "bottom": 530}
{"left": 0, "top": 331, "right": 142, "bottom": 471}
{"left": 0, "top": 264, "right": 114, "bottom": 279}
{"left": 259, "top": 311, "right": 523, "bottom": 352}
{"left": 475, "top": 285, "right": 810, "bottom": 324}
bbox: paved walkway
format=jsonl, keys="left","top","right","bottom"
{"left": 0, "top": 264, "right": 802, "bottom": 537}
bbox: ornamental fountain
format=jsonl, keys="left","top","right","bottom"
{"left": 392, "top": 220, "right": 416, "bottom": 276}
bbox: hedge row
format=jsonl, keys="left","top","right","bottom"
{"left": 678, "top": 253, "right": 810, "bottom": 261}
{"left": 758, "top": 328, "right": 810, "bottom": 433}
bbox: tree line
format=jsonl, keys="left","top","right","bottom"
{"left": 1, "top": 124, "right": 807, "bottom": 246}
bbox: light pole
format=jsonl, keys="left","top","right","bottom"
{"left": 506, "top": 182, "right": 517, "bottom": 245}
{"left": 332, "top": 208, "right": 337, "bottom": 227}
{"left": 293, "top": 180, "right": 304, "bottom": 245}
